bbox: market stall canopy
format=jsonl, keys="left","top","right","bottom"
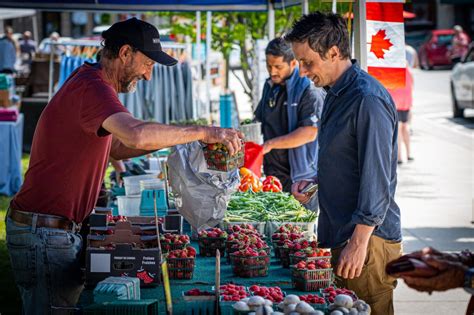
{"left": 0, "top": 0, "right": 301, "bottom": 12}
{"left": 0, "top": 8, "right": 36, "bottom": 19}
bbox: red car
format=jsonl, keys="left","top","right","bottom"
{"left": 418, "top": 29, "right": 455, "bottom": 70}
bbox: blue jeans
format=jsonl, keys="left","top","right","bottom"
{"left": 6, "top": 216, "right": 84, "bottom": 314}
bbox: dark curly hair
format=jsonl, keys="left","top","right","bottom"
{"left": 265, "top": 37, "right": 295, "bottom": 63}
{"left": 285, "top": 11, "right": 351, "bottom": 60}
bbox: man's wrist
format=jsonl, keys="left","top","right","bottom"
{"left": 349, "top": 224, "right": 374, "bottom": 247}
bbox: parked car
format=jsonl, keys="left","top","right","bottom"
{"left": 418, "top": 29, "right": 455, "bottom": 70}
{"left": 451, "top": 43, "right": 474, "bottom": 118}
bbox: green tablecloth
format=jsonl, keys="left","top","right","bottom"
{"left": 79, "top": 242, "right": 319, "bottom": 314}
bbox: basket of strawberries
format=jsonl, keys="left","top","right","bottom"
{"left": 291, "top": 259, "right": 333, "bottom": 291}
{"left": 278, "top": 238, "right": 318, "bottom": 268}
{"left": 271, "top": 224, "right": 304, "bottom": 258}
{"left": 203, "top": 143, "right": 244, "bottom": 172}
{"left": 229, "top": 248, "right": 270, "bottom": 278}
{"left": 197, "top": 228, "right": 227, "bottom": 257}
{"left": 289, "top": 247, "right": 331, "bottom": 266}
{"left": 159, "top": 233, "right": 190, "bottom": 253}
{"left": 166, "top": 246, "right": 196, "bottom": 280}
{"left": 248, "top": 285, "right": 285, "bottom": 303}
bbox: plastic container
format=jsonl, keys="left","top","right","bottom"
{"left": 290, "top": 254, "right": 332, "bottom": 266}
{"left": 229, "top": 253, "right": 270, "bottom": 278}
{"left": 279, "top": 247, "right": 299, "bottom": 268}
{"left": 240, "top": 122, "right": 263, "bottom": 144}
{"left": 291, "top": 267, "right": 333, "bottom": 291}
{"left": 139, "top": 179, "right": 165, "bottom": 192}
{"left": 202, "top": 147, "right": 244, "bottom": 172}
{"left": 167, "top": 257, "right": 195, "bottom": 280}
{"left": 117, "top": 195, "right": 141, "bottom": 216}
{"left": 123, "top": 175, "right": 156, "bottom": 196}
{"left": 198, "top": 237, "right": 226, "bottom": 257}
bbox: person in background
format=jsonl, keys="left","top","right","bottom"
{"left": 287, "top": 12, "right": 402, "bottom": 315}
{"left": 19, "top": 31, "right": 37, "bottom": 69}
{"left": 41, "top": 32, "right": 65, "bottom": 55}
{"left": 0, "top": 26, "right": 18, "bottom": 74}
{"left": 254, "top": 37, "right": 325, "bottom": 210}
{"left": 6, "top": 18, "right": 242, "bottom": 314}
{"left": 389, "top": 59, "right": 415, "bottom": 164}
{"left": 450, "top": 25, "right": 470, "bottom": 64}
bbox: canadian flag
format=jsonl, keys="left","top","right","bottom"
{"left": 366, "top": 1, "right": 406, "bottom": 89}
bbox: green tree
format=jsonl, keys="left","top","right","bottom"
{"left": 152, "top": 1, "right": 351, "bottom": 102}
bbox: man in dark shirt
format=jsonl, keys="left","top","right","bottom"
{"left": 287, "top": 12, "right": 402, "bottom": 315}
{"left": 254, "top": 38, "right": 325, "bottom": 202}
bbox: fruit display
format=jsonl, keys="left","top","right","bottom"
{"left": 226, "top": 192, "right": 317, "bottom": 223}
{"left": 226, "top": 234, "right": 270, "bottom": 261}
{"left": 229, "top": 248, "right": 271, "bottom": 278}
{"left": 291, "top": 260, "right": 333, "bottom": 291}
{"left": 248, "top": 285, "right": 285, "bottom": 303}
{"left": 271, "top": 224, "right": 305, "bottom": 258}
{"left": 197, "top": 228, "right": 227, "bottom": 257}
{"left": 219, "top": 283, "right": 250, "bottom": 301}
{"left": 203, "top": 143, "right": 244, "bottom": 172}
{"left": 289, "top": 248, "right": 331, "bottom": 266}
{"left": 159, "top": 233, "right": 190, "bottom": 253}
{"left": 299, "top": 294, "right": 326, "bottom": 305}
{"left": 166, "top": 246, "right": 196, "bottom": 280}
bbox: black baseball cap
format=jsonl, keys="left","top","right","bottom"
{"left": 102, "top": 18, "right": 177, "bottom": 66}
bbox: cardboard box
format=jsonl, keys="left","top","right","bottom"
{"left": 86, "top": 244, "right": 161, "bottom": 288}
{"left": 86, "top": 222, "right": 161, "bottom": 287}
{"left": 0, "top": 90, "right": 10, "bottom": 107}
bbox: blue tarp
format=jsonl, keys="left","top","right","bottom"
{"left": 0, "top": 0, "right": 301, "bottom": 12}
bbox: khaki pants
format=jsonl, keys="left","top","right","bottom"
{"left": 331, "top": 235, "right": 402, "bottom": 315}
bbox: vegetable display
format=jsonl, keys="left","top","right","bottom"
{"left": 226, "top": 192, "right": 317, "bottom": 223}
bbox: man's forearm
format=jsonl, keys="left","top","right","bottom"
{"left": 127, "top": 122, "right": 207, "bottom": 151}
{"left": 110, "top": 138, "right": 156, "bottom": 160}
{"left": 265, "top": 126, "right": 317, "bottom": 150}
{"left": 349, "top": 224, "right": 375, "bottom": 246}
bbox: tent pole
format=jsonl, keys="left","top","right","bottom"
{"left": 196, "top": 11, "right": 201, "bottom": 119}
{"left": 354, "top": 0, "right": 367, "bottom": 71}
{"left": 32, "top": 13, "right": 39, "bottom": 43}
{"left": 48, "top": 47, "right": 54, "bottom": 101}
{"left": 205, "top": 11, "right": 212, "bottom": 119}
{"left": 268, "top": 0, "right": 275, "bottom": 39}
{"left": 332, "top": 0, "right": 337, "bottom": 14}
{"left": 302, "top": 0, "right": 309, "bottom": 15}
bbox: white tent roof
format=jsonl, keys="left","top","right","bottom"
{"left": 0, "top": 8, "right": 36, "bottom": 20}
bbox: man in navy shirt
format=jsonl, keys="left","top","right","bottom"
{"left": 287, "top": 12, "right": 402, "bottom": 315}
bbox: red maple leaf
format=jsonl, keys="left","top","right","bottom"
{"left": 370, "top": 29, "right": 393, "bottom": 59}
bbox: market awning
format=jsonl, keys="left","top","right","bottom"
{"left": 0, "top": 8, "right": 36, "bottom": 20}
{"left": 0, "top": 0, "right": 301, "bottom": 12}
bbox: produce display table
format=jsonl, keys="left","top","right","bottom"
{"left": 0, "top": 114, "right": 23, "bottom": 196}
{"left": 79, "top": 241, "right": 315, "bottom": 314}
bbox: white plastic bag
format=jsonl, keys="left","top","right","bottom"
{"left": 167, "top": 141, "right": 240, "bottom": 231}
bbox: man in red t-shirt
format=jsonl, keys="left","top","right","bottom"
{"left": 6, "top": 18, "right": 242, "bottom": 314}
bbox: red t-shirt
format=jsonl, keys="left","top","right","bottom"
{"left": 11, "top": 63, "right": 129, "bottom": 223}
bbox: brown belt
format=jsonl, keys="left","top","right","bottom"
{"left": 8, "top": 208, "right": 81, "bottom": 233}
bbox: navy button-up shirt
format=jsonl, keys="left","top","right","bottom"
{"left": 317, "top": 61, "right": 402, "bottom": 248}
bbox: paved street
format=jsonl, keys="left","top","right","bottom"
{"left": 394, "top": 68, "right": 473, "bottom": 314}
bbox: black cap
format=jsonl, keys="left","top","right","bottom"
{"left": 102, "top": 18, "right": 177, "bottom": 66}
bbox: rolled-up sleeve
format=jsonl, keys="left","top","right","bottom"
{"left": 351, "top": 95, "right": 397, "bottom": 227}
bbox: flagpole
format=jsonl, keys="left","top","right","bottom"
{"left": 354, "top": 0, "right": 367, "bottom": 71}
